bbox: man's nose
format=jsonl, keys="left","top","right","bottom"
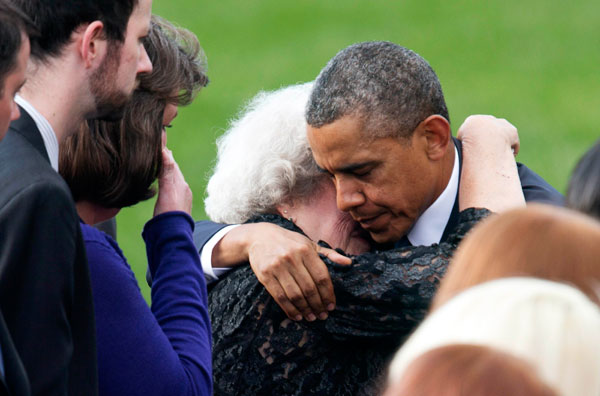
{"left": 335, "top": 179, "right": 365, "bottom": 212}
{"left": 137, "top": 45, "right": 153, "bottom": 74}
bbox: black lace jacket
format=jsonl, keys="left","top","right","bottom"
{"left": 209, "top": 208, "right": 491, "bottom": 396}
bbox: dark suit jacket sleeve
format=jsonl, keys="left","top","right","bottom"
{"left": 192, "top": 220, "right": 229, "bottom": 251}
{"left": 0, "top": 180, "right": 97, "bottom": 395}
{"left": 517, "top": 162, "right": 565, "bottom": 205}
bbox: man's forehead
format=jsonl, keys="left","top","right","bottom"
{"left": 310, "top": 128, "right": 398, "bottom": 169}
{"left": 308, "top": 114, "right": 362, "bottom": 140}
{"left": 308, "top": 117, "right": 396, "bottom": 152}
{"left": 129, "top": 0, "right": 152, "bottom": 24}
{"left": 136, "top": 0, "right": 153, "bottom": 13}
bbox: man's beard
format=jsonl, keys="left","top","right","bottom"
{"left": 90, "top": 42, "right": 132, "bottom": 122}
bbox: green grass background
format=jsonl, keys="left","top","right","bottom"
{"left": 119, "top": 0, "right": 600, "bottom": 301}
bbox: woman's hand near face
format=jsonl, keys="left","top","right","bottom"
{"left": 154, "top": 146, "right": 193, "bottom": 216}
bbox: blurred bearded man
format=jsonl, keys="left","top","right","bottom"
{"left": 0, "top": 0, "right": 153, "bottom": 394}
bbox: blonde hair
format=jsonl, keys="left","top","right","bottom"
{"left": 388, "top": 278, "right": 600, "bottom": 396}
{"left": 433, "top": 204, "right": 600, "bottom": 309}
{"left": 385, "top": 344, "right": 556, "bottom": 396}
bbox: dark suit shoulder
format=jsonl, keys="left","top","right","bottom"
{"left": 193, "top": 220, "right": 229, "bottom": 252}
{"left": 516, "top": 162, "right": 565, "bottom": 206}
{"left": 0, "top": 130, "right": 73, "bottom": 210}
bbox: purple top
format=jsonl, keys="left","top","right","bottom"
{"left": 81, "top": 212, "right": 212, "bottom": 396}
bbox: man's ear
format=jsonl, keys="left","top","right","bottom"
{"left": 420, "top": 115, "right": 451, "bottom": 161}
{"left": 79, "top": 21, "right": 107, "bottom": 69}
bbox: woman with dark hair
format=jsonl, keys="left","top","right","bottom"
{"left": 60, "top": 16, "right": 211, "bottom": 396}
{"left": 567, "top": 139, "right": 600, "bottom": 218}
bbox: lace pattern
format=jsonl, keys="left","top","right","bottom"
{"left": 209, "top": 208, "right": 491, "bottom": 395}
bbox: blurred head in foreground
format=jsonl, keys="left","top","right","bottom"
{"left": 433, "top": 204, "right": 600, "bottom": 308}
{"left": 383, "top": 344, "right": 556, "bottom": 396}
{"left": 387, "top": 278, "right": 600, "bottom": 396}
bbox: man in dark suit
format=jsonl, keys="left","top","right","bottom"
{"left": 192, "top": 42, "right": 563, "bottom": 323}
{"left": 0, "top": 2, "right": 35, "bottom": 395}
{"left": 0, "top": 0, "right": 152, "bottom": 394}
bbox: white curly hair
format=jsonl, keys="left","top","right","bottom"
{"left": 205, "top": 82, "right": 322, "bottom": 223}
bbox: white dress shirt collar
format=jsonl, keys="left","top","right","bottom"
{"left": 15, "top": 95, "right": 59, "bottom": 172}
{"left": 407, "top": 146, "right": 459, "bottom": 246}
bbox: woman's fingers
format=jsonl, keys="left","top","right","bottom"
{"left": 154, "top": 146, "right": 192, "bottom": 216}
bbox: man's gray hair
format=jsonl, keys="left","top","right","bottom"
{"left": 205, "top": 82, "right": 322, "bottom": 223}
{"left": 306, "top": 41, "right": 449, "bottom": 139}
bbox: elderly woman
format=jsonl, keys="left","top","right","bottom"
{"left": 204, "top": 82, "right": 524, "bottom": 395}
{"left": 59, "top": 17, "right": 211, "bottom": 396}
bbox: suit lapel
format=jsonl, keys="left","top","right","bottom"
{"left": 8, "top": 105, "right": 51, "bottom": 164}
{"left": 394, "top": 235, "right": 411, "bottom": 248}
{"left": 440, "top": 138, "right": 462, "bottom": 243}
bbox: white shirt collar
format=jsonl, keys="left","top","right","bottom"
{"left": 407, "top": 146, "right": 459, "bottom": 246}
{"left": 15, "top": 95, "right": 60, "bottom": 172}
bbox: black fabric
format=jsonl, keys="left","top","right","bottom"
{"left": 393, "top": 235, "right": 411, "bottom": 248}
{"left": 209, "top": 208, "right": 490, "bottom": 396}
{"left": 0, "top": 309, "right": 29, "bottom": 396}
{"left": 0, "top": 107, "right": 98, "bottom": 395}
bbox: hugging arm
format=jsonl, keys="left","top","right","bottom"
{"left": 457, "top": 115, "right": 525, "bottom": 212}
{"left": 193, "top": 218, "right": 351, "bottom": 322}
{"left": 457, "top": 114, "right": 563, "bottom": 208}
